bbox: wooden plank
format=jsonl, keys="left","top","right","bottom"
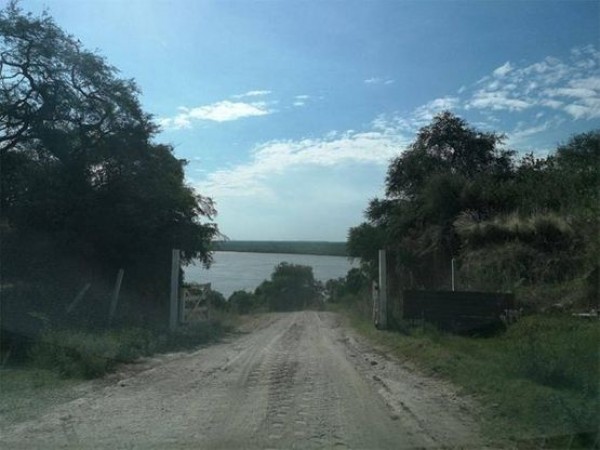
{"left": 66, "top": 283, "right": 91, "bottom": 314}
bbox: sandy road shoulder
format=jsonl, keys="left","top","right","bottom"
{"left": 318, "top": 311, "right": 488, "bottom": 448}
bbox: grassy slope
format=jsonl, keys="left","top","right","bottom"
{"left": 336, "top": 305, "right": 599, "bottom": 448}
{"left": 211, "top": 240, "right": 348, "bottom": 256}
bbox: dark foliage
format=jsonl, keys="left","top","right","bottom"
{"left": 0, "top": 4, "right": 218, "bottom": 337}
{"left": 348, "top": 111, "right": 598, "bottom": 310}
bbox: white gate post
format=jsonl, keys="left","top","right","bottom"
{"left": 378, "top": 249, "right": 388, "bottom": 329}
{"left": 169, "top": 249, "right": 181, "bottom": 331}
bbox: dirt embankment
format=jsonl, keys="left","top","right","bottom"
{"left": 0, "top": 311, "right": 485, "bottom": 449}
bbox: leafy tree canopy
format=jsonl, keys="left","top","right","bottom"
{"left": 1, "top": 3, "right": 218, "bottom": 326}
{"left": 255, "top": 263, "right": 321, "bottom": 311}
{"left": 348, "top": 110, "right": 598, "bottom": 294}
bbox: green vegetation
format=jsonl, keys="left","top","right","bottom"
{"left": 1, "top": 3, "right": 218, "bottom": 347}
{"left": 0, "top": 369, "right": 82, "bottom": 424}
{"left": 343, "top": 113, "right": 599, "bottom": 446}
{"left": 26, "top": 318, "right": 234, "bottom": 379}
{"left": 0, "top": 3, "right": 221, "bottom": 372}
{"left": 334, "top": 299, "right": 599, "bottom": 447}
{"left": 227, "top": 263, "right": 323, "bottom": 313}
{"left": 0, "top": 315, "right": 236, "bottom": 426}
{"left": 228, "top": 290, "right": 257, "bottom": 314}
{"left": 212, "top": 240, "right": 348, "bottom": 256}
{"left": 256, "top": 263, "right": 322, "bottom": 311}
{"left": 348, "top": 112, "right": 598, "bottom": 312}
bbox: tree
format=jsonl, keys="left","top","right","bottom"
{"left": 349, "top": 112, "right": 517, "bottom": 289}
{"left": 228, "top": 291, "right": 256, "bottom": 314}
{"left": 385, "top": 111, "right": 513, "bottom": 200}
{"left": 255, "top": 263, "right": 321, "bottom": 311}
{"left": 0, "top": 3, "right": 218, "bottom": 327}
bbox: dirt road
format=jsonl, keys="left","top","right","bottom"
{"left": 1, "top": 312, "right": 484, "bottom": 449}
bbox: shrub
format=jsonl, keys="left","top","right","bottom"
{"left": 228, "top": 290, "right": 256, "bottom": 314}
{"left": 257, "top": 263, "right": 321, "bottom": 311}
{"left": 29, "top": 330, "right": 120, "bottom": 378}
{"left": 28, "top": 321, "right": 230, "bottom": 379}
{"left": 507, "top": 316, "right": 599, "bottom": 394}
{"left": 166, "top": 320, "right": 225, "bottom": 351}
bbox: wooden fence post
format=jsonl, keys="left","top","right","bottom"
{"left": 108, "top": 269, "right": 124, "bottom": 326}
{"left": 378, "top": 249, "right": 388, "bottom": 329}
{"left": 66, "top": 283, "right": 91, "bottom": 314}
{"left": 169, "top": 249, "right": 180, "bottom": 331}
{"left": 452, "top": 257, "right": 457, "bottom": 291}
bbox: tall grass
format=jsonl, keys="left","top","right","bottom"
{"left": 28, "top": 318, "right": 234, "bottom": 379}
{"left": 454, "top": 212, "right": 576, "bottom": 252}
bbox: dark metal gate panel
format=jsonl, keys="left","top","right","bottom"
{"left": 403, "top": 290, "right": 515, "bottom": 332}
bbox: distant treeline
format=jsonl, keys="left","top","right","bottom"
{"left": 211, "top": 241, "right": 348, "bottom": 256}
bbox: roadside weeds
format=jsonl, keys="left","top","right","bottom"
{"left": 335, "top": 305, "right": 599, "bottom": 449}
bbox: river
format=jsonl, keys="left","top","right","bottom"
{"left": 184, "top": 251, "right": 359, "bottom": 298}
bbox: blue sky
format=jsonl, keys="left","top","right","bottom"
{"left": 20, "top": 0, "right": 600, "bottom": 241}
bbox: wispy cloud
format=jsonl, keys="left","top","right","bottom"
{"left": 198, "top": 127, "right": 409, "bottom": 198}
{"left": 412, "top": 97, "right": 460, "bottom": 124}
{"left": 293, "top": 94, "right": 310, "bottom": 107}
{"left": 465, "top": 45, "right": 600, "bottom": 119}
{"left": 467, "top": 91, "right": 533, "bottom": 111}
{"left": 364, "top": 77, "right": 394, "bottom": 85}
{"left": 232, "top": 90, "right": 272, "bottom": 99}
{"left": 197, "top": 45, "right": 598, "bottom": 203}
{"left": 158, "top": 100, "right": 273, "bottom": 129}
{"left": 492, "top": 61, "right": 513, "bottom": 77}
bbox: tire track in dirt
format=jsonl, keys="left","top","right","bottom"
{"left": 0, "top": 311, "right": 485, "bottom": 449}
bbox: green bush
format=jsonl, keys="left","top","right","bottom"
{"left": 166, "top": 320, "right": 226, "bottom": 351}
{"left": 28, "top": 321, "right": 230, "bottom": 379}
{"left": 256, "top": 262, "right": 321, "bottom": 311}
{"left": 228, "top": 290, "right": 256, "bottom": 314}
{"left": 507, "top": 316, "right": 599, "bottom": 394}
{"left": 29, "top": 330, "right": 120, "bottom": 378}
{"left": 110, "top": 327, "right": 157, "bottom": 360}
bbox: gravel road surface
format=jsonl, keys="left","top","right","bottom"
{"left": 0, "top": 311, "right": 484, "bottom": 449}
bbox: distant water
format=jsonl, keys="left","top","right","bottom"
{"left": 185, "top": 251, "right": 359, "bottom": 298}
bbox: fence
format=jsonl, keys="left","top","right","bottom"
{"left": 181, "top": 283, "right": 211, "bottom": 323}
{"left": 403, "top": 290, "right": 515, "bottom": 333}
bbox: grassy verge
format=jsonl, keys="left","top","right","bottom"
{"left": 1, "top": 312, "right": 239, "bottom": 427}
{"left": 27, "top": 313, "right": 237, "bottom": 379}
{"left": 333, "top": 303, "right": 599, "bottom": 448}
{"left": 0, "top": 368, "right": 82, "bottom": 425}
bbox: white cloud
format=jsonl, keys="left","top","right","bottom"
{"left": 493, "top": 61, "right": 513, "bottom": 77}
{"left": 292, "top": 94, "right": 311, "bottom": 107}
{"left": 232, "top": 90, "right": 272, "bottom": 99}
{"left": 564, "top": 102, "right": 600, "bottom": 119}
{"left": 412, "top": 97, "right": 460, "bottom": 123}
{"left": 364, "top": 77, "right": 395, "bottom": 85}
{"left": 158, "top": 100, "right": 272, "bottom": 129}
{"left": 462, "top": 46, "right": 600, "bottom": 119}
{"left": 468, "top": 91, "right": 533, "bottom": 111}
{"left": 540, "top": 99, "right": 563, "bottom": 109}
{"left": 197, "top": 125, "right": 409, "bottom": 199}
